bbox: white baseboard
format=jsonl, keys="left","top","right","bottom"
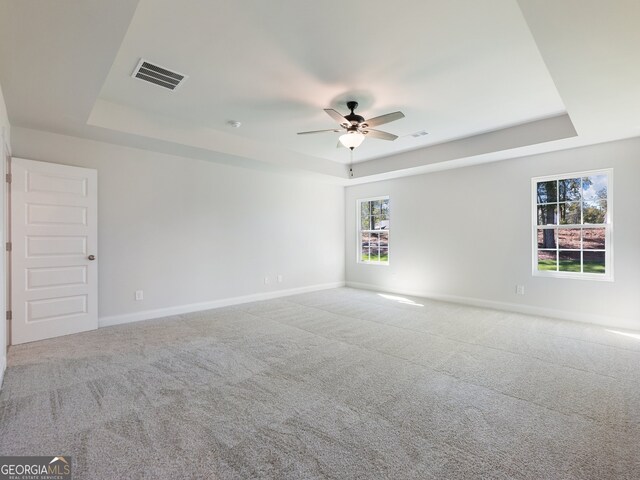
{"left": 0, "top": 354, "right": 6, "bottom": 389}
{"left": 346, "top": 281, "right": 638, "bottom": 330}
{"left": 99, "top": 281, "right": 345, "bottom": 328}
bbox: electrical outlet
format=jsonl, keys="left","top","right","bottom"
{"left": 277, "top": 274, "right": 283, "bottom": 283}
{"left": 516, "top": 285, "right": 525, "bottom": 295}
{"left": 264, "top": 277, "right": 270, "bottom": 285}
{"left": 135, "top": 290, "right": 144, "bottom": 301}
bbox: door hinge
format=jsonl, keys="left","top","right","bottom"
{"left": 6, "top": 311, "right": 11, "bottom": 321}
{"left": 5, "top": 173, "right": 10, "bottom": 183}
{"left": 5, "top": 242, "right": 11, "bottom": 252}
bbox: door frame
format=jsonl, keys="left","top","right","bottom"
{"left": 1, "top": 127, "right": 8, "bottom": 348}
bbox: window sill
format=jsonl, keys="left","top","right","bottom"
{"left": 532, "top": 270, "right": 613, "bottom": 282}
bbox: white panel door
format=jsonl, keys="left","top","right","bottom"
{"left": 11, "top": 158, "right": 97, "bottom": 344}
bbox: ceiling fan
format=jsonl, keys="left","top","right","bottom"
{"left": 298, "top": 101, "right": 405, "bottom": 150}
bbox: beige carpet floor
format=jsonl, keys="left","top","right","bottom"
{"left": 0, "top": 287, "right": 639, "bottom": 479}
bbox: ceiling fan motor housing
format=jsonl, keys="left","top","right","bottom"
{"left": 345, "top": 101, "right": 365, "bottom": 126}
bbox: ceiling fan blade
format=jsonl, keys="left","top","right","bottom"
{"left": 364, "top": 111, "right": 405, "bottom": 128}
{"left": 324, "top": 109, "right": 350, "bottom": 126}
{"left": 364, "top": 129, "right": 398, "bottom": 141}
{"left": 297, "top": 128, "right": 341, "bottom": 135}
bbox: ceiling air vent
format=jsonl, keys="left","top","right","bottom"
{"left": 410, "top": 130, "right": 429, "bottom": 138}
{"left": 131, "top": 59, "right": 187, "bottom": 91}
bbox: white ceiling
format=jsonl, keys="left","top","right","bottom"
{"left": 1, "top": 0, "right": 639, "bottom": 183}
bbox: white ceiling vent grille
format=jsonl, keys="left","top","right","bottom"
{"left": 131, "top": 59, "right": 187, "bottom": 91}
{"left": 410, "top": 130, "right": 429, "bottom": 138}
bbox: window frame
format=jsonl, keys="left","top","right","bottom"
{"left": 357, "top": 196, "right": 390, "bottom": 266}
{"left": 531, "top": 168, "right": 613, "bottom": 281}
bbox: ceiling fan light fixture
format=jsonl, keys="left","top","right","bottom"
{"left": 339, "top": 132, "right": 365, "bottom": 150}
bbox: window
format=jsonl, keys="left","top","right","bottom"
{"left": 533, "top": 170, "right": 612, "bottom": 280}
{"left": 358, "top": 196, "right": 389, "bottom": 264}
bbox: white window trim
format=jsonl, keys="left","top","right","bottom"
{"left": 357, "top": 195, "right": 390, "bottom": 266}
{"left": 531, "top": 168, "right": 613, "bottom": 281}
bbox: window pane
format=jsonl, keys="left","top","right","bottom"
{"left": 537, "top": 228, "right": 557, "bottom": 249}
{"left": 584, "top": 251, "right": 605, "bottom": 274}
{"left": 538, "top": 250, "right": 557, "bottom": 271}
{"left": 583, "top": 228, "right": 605, "bottom": 250}
{"left": 582, "top": 175, "right": 607, "bottom": 201}
{"left": 371, "top": 201, "right": 381, "bottom": 216}
{"left": 381, "top": 198, "right": 390, "bottom": 220}
{"left": 360, "top": 201, "right": 370, "bottom": 216}
{"left": 536, "top": 181, "right": 556, "bottom": 204}
{"left": 537, "top": 204, "right": 557, "bottom": 225}
{"left": 583, "top": 200, "right": 606, "bottom": 224}
{"left": 361, "top": 232, "right": 372, "bottom": 261}
{"left": 366, "top": 232, "right": 378, "bottom": 248}
{"left": 369, "top": 233, "right": 378, "bottom": 262}
{"left": 559, "top": 251, "right": 581, "bottom": 272}
{"left": 558, "top": 228, "right": 580, "bottom": 249}
{"left": 368, "top": 232, "right": 379, "bottom": 262}
{"left": 378, "top": 231, "right": 389, "bottom": 262}
{"left": 360, "top": 212, "right": 370, "bottom": 229}
{"left": 559, "top": 202, "right": 580, "bottom": 225}
{"left": 559, "top": 178, "right": 581, "bottom": 202}
{"left": 374, "top": 217, "right": 389, "bottom": 230}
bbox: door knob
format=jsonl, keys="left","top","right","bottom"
{"left": 88, "top": 255, "right": 96, "bottom": 261}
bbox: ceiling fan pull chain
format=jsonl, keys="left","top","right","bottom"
{"left": 349, "top": 149, "right": 354, "bottom": 177}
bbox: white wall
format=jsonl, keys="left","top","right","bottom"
{"left": 11, "top": 127, "right": 345, "bottom": 325}
{"left": 9, "top": 126, "right": 640, "bottom": 336}
{"left": 346, "top": 137, "right": 640, "bottom": 329}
